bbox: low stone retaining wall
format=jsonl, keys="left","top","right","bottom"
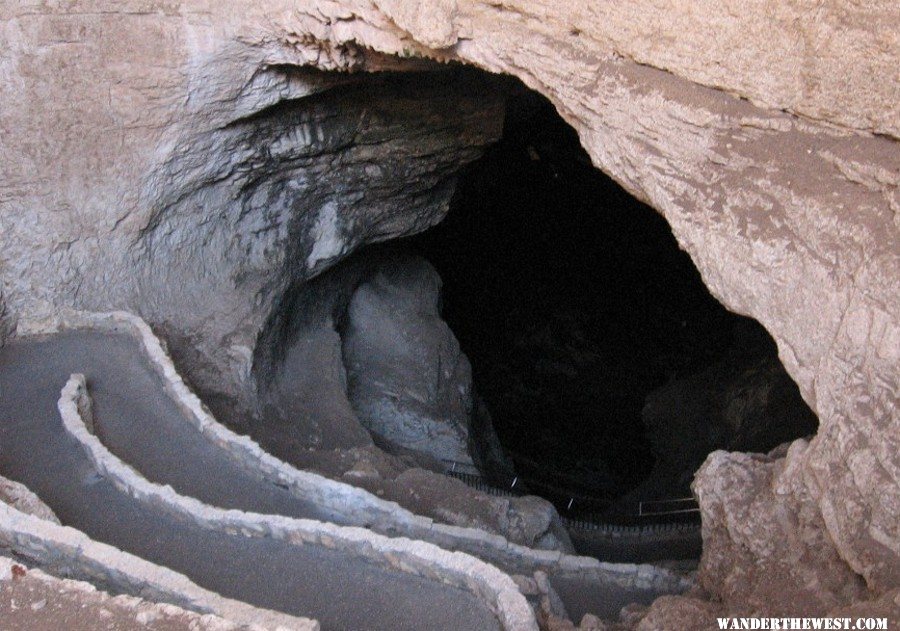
{"left": 26, "top": 308, "right": 692, "bottom": 593}
{"left": 0, "top": 500, "right": 317, "bottom": 630}
{"left": 60, "top": 373, "right": 538, "bottom": 631}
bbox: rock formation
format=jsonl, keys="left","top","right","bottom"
{"left": 0, "top": 557, "right": 260, "bottom": 631}
{"left": 1, "top": 0, "right": 897, "bottom": 621}
{"left": 343, "top": 255, "right": 475, "bottom": 464}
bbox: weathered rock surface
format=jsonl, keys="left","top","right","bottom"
{"left": 1, "top": 0, "right": 897, "bottom": 619}
{"left": 257, "top": 250, "right": 378, "bottom": 450}
{"left": 3, "top": 51, "right": 503, "bottom": 423}
{"left": 343, "top": 255, "right": 474, "bottom": 464}
{"left": 0, "top": 291, "right": 14, "bottom": 348}
{"left": 157, "top": 68, "right": 502, "bottom": 422}
{"left": 261, "top": 320, "right": 373, "bottom": 450}
{"left": 632, "top": 595, "right": 720, "bottom": 631}
{"left": 695, "top": 444, "right": 871, "bottom": 614}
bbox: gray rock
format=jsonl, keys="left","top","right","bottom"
{"left": 262, "top": 320, "right": 373, "bottom": 451}
{"left": 342, "top": 256, "right": 474, "bottom": 464}
{"left": 0, "top": 476, "right": 60, "bottom": 524}
{"left": 255, "top": 251, "right": 379, "bottom": 452}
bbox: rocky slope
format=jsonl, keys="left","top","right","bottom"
{"left": 1, "top": 0, "right": 897, "bottom": 619}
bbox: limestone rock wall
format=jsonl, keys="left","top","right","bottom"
{"left": 373, "top": 0, "right": 900, "bottom": 139}
{"left": 1, "top": 0, "right": 897, "bottom": 616}
{"left": 137, "top": 68, "right": 501, "bottom": 419}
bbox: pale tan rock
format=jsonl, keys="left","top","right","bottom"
{"left": 693, "top": 445, "right": 870, "bottom": 614}
{"left": 578, "top": 613, "right": 607, "bottom": 630}
{"left": 633, "top": 587, "right": 900, "bottom": 631}
{"left": 374, "top": 0, "right": 459, "bottom": 49}
{"left": 472, "top": 1, "right": 900, "bottom": 137}
{"left": 633, "top": 595, "right": 720, "bottom": 631}
{"left": 828, "top": 588, "right": 900, "bottom": 624}
{"left": 617, "top": 603, "right": 650, "bottom": 629}
{"left": 0, "top": 0, "right": 897, "bottom": 619}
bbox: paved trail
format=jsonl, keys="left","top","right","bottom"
{"left": 0, "top": 331, "right": 500, "bottom": 631}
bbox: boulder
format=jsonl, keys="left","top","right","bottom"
{"left": 342, "top": 256, "right": 474, "bottom": 464}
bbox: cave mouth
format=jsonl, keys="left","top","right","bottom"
{"left": 378, "top": 79, "right": 820, "bottom": 518}
{"left": 251, "top": 68, "right": 820, "bottom": 526}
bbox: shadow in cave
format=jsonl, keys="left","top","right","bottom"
{"left": 394, "top": 81, "right": 819, "bottom": 519}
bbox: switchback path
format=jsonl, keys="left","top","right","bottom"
{"left": 0, "top": 331, "right": 500, "bottom": 631}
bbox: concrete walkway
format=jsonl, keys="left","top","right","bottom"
{"left": 0, "top": 331, "right": 500, "bottom": 631}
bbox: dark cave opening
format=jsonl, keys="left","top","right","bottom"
{"left": 391, "top": 81, "right": 820, "bottom": 517}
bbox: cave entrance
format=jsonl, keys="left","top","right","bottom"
{"left": 255, "top": 69, "right": 819, "bottom": 533}
{"left": 381, "top": 80, "right": 819, "bottom": 519}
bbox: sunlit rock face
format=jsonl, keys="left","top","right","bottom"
{"left": 0, "top": 0, "right": 897, "bottom": 619}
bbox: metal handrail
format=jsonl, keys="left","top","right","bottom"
{"left": 442, "top": 459, "right": 700, "bottom": 519}
{"left": 638, "top": 497, "right": 700, "bottom": 517}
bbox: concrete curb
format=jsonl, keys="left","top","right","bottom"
{"left": 60, "top": 373, "right": 539, "bottom": 631}
{"left": 0, "top": 500, "right": 317, "bottom": 630}
{"left": 26, "top": 308, "right": 693, "bottom": 592}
